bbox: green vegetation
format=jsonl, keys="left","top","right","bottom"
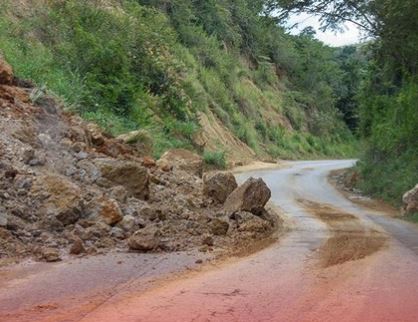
{"left": 406, "top": 213, "right": 418, "bottom": 224}
{"left": 203, "top": 150, "right": 227, "bottom": 170}
{"left": 0, "top": 0, "right": 356, "bottom": 161}
{"left": 278, "top": 0, "right": 418, "bottom": 205}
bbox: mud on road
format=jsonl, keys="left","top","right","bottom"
{"left": 298, "top": 199, "right": 388, "bottom": 267}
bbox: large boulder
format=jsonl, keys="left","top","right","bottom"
{"left": 128, "top": 226, "right": 160, "bottom": 252}
{"left": 94, "top": 158, "right": 149, "bottom": 199}
{"left": 0, "top": 58, "right": 13, "bottom": 85}
{"left": 402, "top": 184, "right": 418, "bottom": 215}
{"left": 31, "top": 174, "right": 83, "bottom": 226}
{"left": 157, "top": 149, "right": 203, "bottom": 177}
{"left": 203, "top": 171, "right": 238, "bottom": 204}
{"left": 224, "top": 177, "right": 271, "bottom": 215}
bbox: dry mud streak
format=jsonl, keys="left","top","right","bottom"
{"left": 298, "top": 199, "right": 387, "bottom": 267}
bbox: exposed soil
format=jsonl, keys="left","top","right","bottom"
{"left": 298, "top": 199, "right": 387, "bottom": 267}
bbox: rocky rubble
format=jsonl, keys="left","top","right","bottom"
{"left": 0, "top": 57, "right": 279, "bottom": 263}
{"left": 402, "top": 184, "right": 418, "bottom": 215}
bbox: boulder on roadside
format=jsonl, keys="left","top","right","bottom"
{"left": 128, "top": 226, "right": 160, "bottom": 252}
{"left": 0, "top": 57, "right": 13, "bottom": 85}
{"left": 158, "top": 149, "right": 203, "bottom": 177}
{"left": 224, "top": 177, "right": 271, "bottom": 215}
{"left": 203, "top": 171, "right": 237, "bottom": 204}
{"left": 40, "top": 247, "right": 61, "bottom": 262}
{"left": 402, "top": 184, "right": 418, "bottom": 215}
{"left": 31, "top": 174, "right": 83, "bottom": 226}
{"left": 94, "top": 158, "right": 149, "bottom": 199}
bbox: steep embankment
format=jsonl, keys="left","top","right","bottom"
{"left": 0, "top": 58, "right": 279, "bottom": 264}
{"left": 0, "top": 0, "right": 355, "bottom": 166}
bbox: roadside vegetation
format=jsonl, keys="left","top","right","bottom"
{"left": 277, "top": 0, "right": 418, "bottom": 206}
{"left": 0, "top": 0, "right": 355, "bottom": 160}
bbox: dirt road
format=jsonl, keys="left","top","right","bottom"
{"left": 3, "top": 160, "right": 418, "bottom": 321}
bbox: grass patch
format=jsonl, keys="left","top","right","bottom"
{"left": 203, "top": 150, "right": 227, "bottom": 169}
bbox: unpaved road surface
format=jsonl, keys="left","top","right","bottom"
{"left": 3, "top": 160, "right": 418, "bottom": 321}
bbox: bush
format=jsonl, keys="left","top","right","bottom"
{"left": 203, "top": 150, "right": 227, "bottom": 169}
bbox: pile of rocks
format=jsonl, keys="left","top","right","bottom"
{"left": 0, "top": 57, "right": 278, "bottom": 263}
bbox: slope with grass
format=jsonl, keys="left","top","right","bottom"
{"left": 0, "top": 0, "right": 356, "bottom": 164}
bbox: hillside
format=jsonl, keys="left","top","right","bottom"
{"left": 0, "top": 0, "right": 355, "bottom": 166}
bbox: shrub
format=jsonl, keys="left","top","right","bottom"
{"left": 203, "top": 150, "right": 227, "bottom": 169}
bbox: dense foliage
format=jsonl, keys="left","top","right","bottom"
{"left": 0, "top": 0, "right": 355, "bottom": 159}
{"left": 278, "top": 0, "right": 418, "bottom": 204}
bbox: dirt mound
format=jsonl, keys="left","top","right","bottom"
{"left": 0, "top": 57, "right": 280, "bottom": 264}
{"left": 298, "top": 199, "right": 387, "bottom": 267}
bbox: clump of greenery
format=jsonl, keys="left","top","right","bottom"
{"left": 357, "top": 80, "right": 418, "bottom": 204}
{"left": 203, "top": 150, "right": 227, "bottom": 169}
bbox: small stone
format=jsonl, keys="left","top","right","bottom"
{"left": 210, "top": 218, "right": 229, "bottom": 236}
{"left": 86, "top": 123, "right": 105, "bottom": 146}
{"left": 111, "top": 227, "right": 126, "bottom": 240}
{"left": 92, "top": 197, "right": 123, "bottom": 226}
{"left": 69, "top": 237, "right": 85, "bottom": 255}
{"left": 142, "top": 156, "right": 156, "bottom": 168}
{"left": 118, "top": 215, "right": 136, "bottom": 232}
{"left": 109, "top": 185, "right": 128, "bottom": 203}
{"left": 202, "top": 234, "right": 214, "bottom": 246}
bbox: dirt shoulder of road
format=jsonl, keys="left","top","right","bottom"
{"left": 232, "top": 160, "right": 288, "bottom": 174}
{"left": 328, "top": 169, "right": 399, "bottom": 216}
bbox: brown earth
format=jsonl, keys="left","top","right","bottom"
{"left": 195, "top": 111, "right": 257, "bottom": 166}
{"left": 298, "top": 199, "right": 387, "bottom": 267}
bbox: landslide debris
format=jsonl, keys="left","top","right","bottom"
{"left": 0, "top": 58, "right": 279, "bottom": 263}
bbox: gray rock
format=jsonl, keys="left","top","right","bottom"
{"left": 0, "top": 212, "right": 7, "bottom": 227}
{"left": 118, "top": 215, "right": 136, "bottom": 232}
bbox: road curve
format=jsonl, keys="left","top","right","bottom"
{"left": 6, "top": 160, "right": 418, "bottom": 321}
